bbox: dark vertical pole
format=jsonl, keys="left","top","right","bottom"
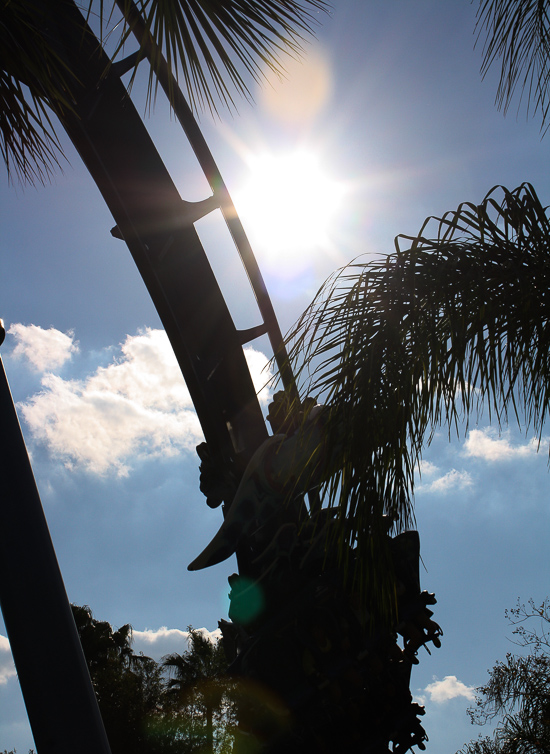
{"left": 0, "top": 322, "right": 112, "bottom": 754}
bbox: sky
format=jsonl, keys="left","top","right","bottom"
{"left": 1, "top": 1, "right": 550, "bottom": 752}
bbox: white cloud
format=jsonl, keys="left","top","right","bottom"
{"left": 132, "top": 626, "right": 221, "bottom": 661}
{"left": 417, "top": 460, "right": 439, "bottom": 477}
{"left": 19, "top": 332, "right": 202, "bottom": 477}
{"left": 244, "top": 348, "right": 273, "bottom": 406}
{"left": 17, "top": 328, "right": 273, "bottom": 476}
{"left": 0, "top": 635, "right": 16, "bottom": 685}
{"left": 464, "top": 428, "right": 540, "bottom": 462}
{"left": 0, "top": 625, "right": 222, "bottom": 683}
{"left": 424, "top": 675, "right": 475, "bottom": 703}
{"left": 417, "top": 468, "right": 473, "bottom": 494}
{"left": 8, "top": 323, "right": 78, "bottom": 371}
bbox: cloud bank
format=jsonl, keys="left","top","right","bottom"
{"left": 0, "top": 627, "right": 221, "bottom": 683}
{"left": 9, "top": 323, "right": 78, "bottom": 371}
{"left": 132, "top": 626, "right": 222, "bottom": 661}
{"left": 12, "top": 325, "right": 273, "bottom": 476}
{"left": 416, "top": 462, "right": 473, "bottom": 494}
{"left": 464, "top": 428, "right": 540, "bottom": 462}
{"left": 0, "top": 635, "right": 16, "bottom": 686}
{"left": 424, "top": 675, "right": 475, "bottom": 703}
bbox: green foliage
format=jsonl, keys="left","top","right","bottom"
{"left": 476, "top": 0, "right": 550, "bottom": 132}
{"left": 162, "top": 628, "right": 236, "bottom": 753}
{"left": 1, "top": 0, "right": 327, "bottom": 184}
{"left": 457, "top": 598, "right": 550, "bottom": 754}
{"left": 72, "top": 605, "right": 232, "bottom": 754}
{"left": 285, "top": 182, "right": 550, "bottom": 596}
{"left": 72, "top": 604, "right": 167, "bottom": 754}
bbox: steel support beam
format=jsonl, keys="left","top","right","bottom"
{"left": 0, "top": 326, "right": 111, "bottom": 754}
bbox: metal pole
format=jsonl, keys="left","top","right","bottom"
{"left": 0, "top": 322, "right": 112, "bottom": 754}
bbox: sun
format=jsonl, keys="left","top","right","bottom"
{"left": 235, "top": 149, "right": 345, "bottom": 265}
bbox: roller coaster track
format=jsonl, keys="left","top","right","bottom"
{"left": 48, "top": 0, "right": 297, "bottom": 473}
{"left": 0, "top": 2, "right": 298, "bottom": 751}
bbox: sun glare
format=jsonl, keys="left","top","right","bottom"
{"left": 235, "top": 150, "right": 345, "bottom": 266}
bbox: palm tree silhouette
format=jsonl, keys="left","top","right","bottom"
{"left": 163, "top": 628, "right": 233, "bottom": 754}
{"left": 285, "top": 182, "right": 550, "bottom": 596}
{"left": 1, "top": 0, "right": 327, "bottom": 184}
{"left": 279, "top": 0, "right": 550, "bottom": 590}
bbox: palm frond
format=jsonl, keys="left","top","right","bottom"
{"left": 392, "top": 182, "right": 550, "bottom": 439}
{"left": 115, "top": 0, "right": 330, "bottom": 115}
{"left": 476, "top": 0, "right": 550, "bottom": 131}
{"left": 285, "top": 183, "right": 550, "bottom": 593}
{"left": 0, "top": 0, "right": 78, "bottom": 183}
{"left": 0, "top": 70, "right": 61, "bottom": 184}
{"left": 2, "top": 0, "right": 329, "bottom": 183}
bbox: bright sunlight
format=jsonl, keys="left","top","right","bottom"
{"left": 235, "top": 150, "right": 345, "bottom": 266}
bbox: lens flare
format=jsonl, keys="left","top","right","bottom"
{"left": 228, "top": 575, "right": 265, "bottom": 625}
{"left": 259, "top": 48, "right": 332, "bottom": 125}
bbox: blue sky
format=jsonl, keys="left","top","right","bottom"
{"left": 1, "top": 1, "right": 550, "bottom": 752}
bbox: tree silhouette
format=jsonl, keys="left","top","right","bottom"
{"left": 162, "top": 628, "right": 235, "bottom": 754}
{"left": 71, "top": 604, "right": 168, "bottom": 754}
{"left": 457, "top": 598, "right": 550, "bottom": 754}
{"left": 5, "top": 2, "right": 550, "bottom": 751}
{"left": 476, "top": 0, "right": 550, "bottom": 132}
{"left": 1, "top": 0, "right": 327, "bottom": 184}
{"left": 71, "top": 606, "right": 237, "bottom": 754}
{"left": 285, "top": 181, "right": 550, "bottom": 591}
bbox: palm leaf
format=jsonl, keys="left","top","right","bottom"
{"left": 0, "top": 0, "right": 78, "bottom": 183}
{"left": 476, "top": 0, "right": 550, "bottom": 131}
{"left": 114, "top": 0, "right": 329, "bottom": 114}
{"left": 0, "top": 70, "right": 61, "bottom": 184}
{"left": 2, "top": 0, "right": 328, "bottom": 183}
{"left": 285, "top": 182, "right": 550, "bottom": 598}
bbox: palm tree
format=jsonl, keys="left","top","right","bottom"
{"left": 284, "top": 180, "right": 550, "bottom": 596}
{"left": 279, "top": 0, "right": 550, "bottom": 596}
{"left": 162, "top": 628, "right": 234, "bottom": 754}
{"left": 4, "top": 0, "right": 549, "bottom": 185}
{"left": 71, "top": 604, "right": 172, "bottom": 754}
{"left": 1, "top": 0, "right": 328, "bottom": 185}
{"left": 476, "top": 0, "right": 550, "bottom": 133}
